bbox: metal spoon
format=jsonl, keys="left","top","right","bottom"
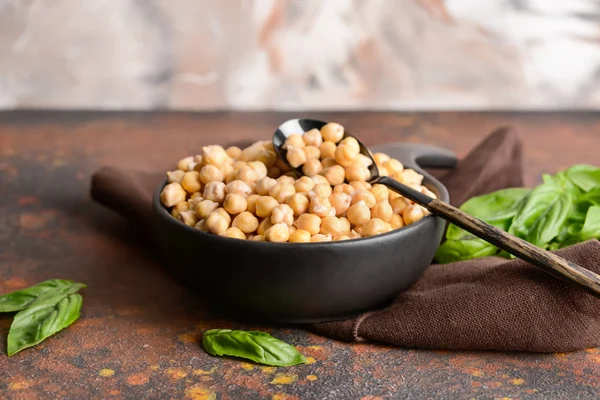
{"left": 273, "top": 118, "right": 600, "bottom": 298}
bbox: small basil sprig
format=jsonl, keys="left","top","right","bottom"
{"left": 202, "top": 329, "right": 307, "bottom": 367}
{"left": 0, "top": 279, "right": 86, "bottom": 356}
{"left": 435, "top": 164, "right": 600, "bottom": 263}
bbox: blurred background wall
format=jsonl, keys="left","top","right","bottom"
{"left": 1, "top": 0, "right": 599, "bottom": 111}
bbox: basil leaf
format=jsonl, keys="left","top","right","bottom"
{"left": 7, "top": 290, "right": 84, "bottom": 356}
{"left": 566, "top": 166, "right": 600, "bottom": 192}
{"left": 445, "top": 188, "right": 530, "bottom": 240}
{"left": 435, "top": 238, "right": 498, "bottom": 264}
{"left": 0, "top": 279, "right": 85, "bottom": 313}
{"left": 580, "top": 205, "right": 600, "bottom": 241}
{"left": 509, "top": 180, "right": 572, "bottom": 248}
{"left": 202, "top": 329, "right": 307, "bottom": 367}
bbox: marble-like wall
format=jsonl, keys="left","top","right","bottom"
{"left": 1, "top": 0, "right": 599, "bottom": 110}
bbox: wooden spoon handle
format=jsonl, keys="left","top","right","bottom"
{"left": 377, "top": 176, "right": 600, "bottom": 298}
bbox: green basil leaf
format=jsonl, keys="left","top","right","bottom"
{"left": 202, "top": 329, "right": 307, "bottom": 367}
{"left": 0, "top": 279, "right": 85, "bottom": 313}
{"left": 7, "top": 291, "right": 84, "bottom": 356}
{"left": 567, "top": 170, "right": 600, "bottom": 193}
{"left": 509, "top": 180, "right": 572, "bottom": 248}
{"left": 580, "top": 205, "right": 600, "bottom": 241}
{"left": 435, "top": 238, "right": 498, "bottom": 264}
{"left": 445, "top": 188, "right": 530, "bottom": 240}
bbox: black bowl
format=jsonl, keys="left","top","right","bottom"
{"left": 152, "top": 142, "right": 457, "bottom": 323}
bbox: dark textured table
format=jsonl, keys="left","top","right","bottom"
{"left": 1, "top": 111, "right": 599, "bottom": 400}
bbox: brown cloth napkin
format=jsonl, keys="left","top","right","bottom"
{"left": 90, "top": 128, "right": 600, "bottom": 353}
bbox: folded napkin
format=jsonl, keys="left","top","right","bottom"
{"left": 91, "top": 128, "right": 600, "bottom": 353}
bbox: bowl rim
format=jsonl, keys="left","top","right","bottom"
{"left": 152, "top": 172, "right": 449, "bottom": 248}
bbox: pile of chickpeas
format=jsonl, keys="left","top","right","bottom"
{"left": 160, "top": 122, "right": 435, "bottom": 243}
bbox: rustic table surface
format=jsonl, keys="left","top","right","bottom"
{"left": 1, "top": 111, "right": 599, "bottom": 400}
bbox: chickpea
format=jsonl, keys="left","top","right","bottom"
{"left": 333, "top": 235, "right": 350, "bottom": 241}
{"left": 353, "top": 226, "right": 363, "bottom": 236}
{"left": 166, "top": 170, "right": 185, "bottom": 184}
{"left": 193, "top": 154, "right": 204, "bottom": 167}
{"left": 289, "top": 229, "right": 311, "bottom": 243}
{"left": 320, "top": 157, "right": 337, "bottom": 169}
{"left": 370, "top": 184, "right": 389, "bottom": 202}
{"left": 171, "top": 201, "right": 190, "bottom": 219}
{"left": 373, "top": 152, "right": 390, "bottom": 166}
{"left": 349, "top": 229, "right": 361, "bottom": 239}
{"left": 391, "top": 213, "right": 405, "bottom": 229}
{"left": 181, "top": 171, "right": 202, "bottom": 193}
{"left": 224, "top": 227, "right": 246, "bottom": 239}
{"left": 293, "top": 213, "right": 321, "bottom": 235}
{"left": 232, "top": 211, "right": 259, "bottom": 233}
{"left": 356, "top": 154, "right": 373, "bottom": 168}
{"left": 339, "top": 136, "right": 360, "bottom": 152}
{"left": 351, "top": 190, "right": 376, "bottom": 209}
{"left": 333, "top": 183, "right": 355, "bottom": 195}
{"left": 178, "top": 156, "right": 196, "bottom": 172}
{"left": 188, "top": 193, "right": 203, "bottom": 210}
{"left": 256, "top": 196, "right": 279, "bottom": 218}
{"left": 246, "top": 194, "right": 260, "bottom": 214}
{"left": 283, "top": 134, "right": 306, "bottom": 150}
{"left": 378, "top": 166, "right": 389, "bottom": 177}
{"left": 389, "top": 191, "right": 401, "bottom": 201}
{"left": 232, "top": 160, "right": 247, "bottom": 170}
{"left": 286, "top": 193, "right": 309, "bottom": 216}
{"left": 206, "top": 214, "right": 229, "bottom": 235}
{"left": 311, "top": 175, "right": 330, "bottom": 186}
{"left": 252, "top": 235, "right": 264, "bottom": 241}
{"left": 286, "top": 146, "right": 307, "bottom": 168}
{"left": 226, "top": 146, "right": 242, "bottom": 160}
{"left": 384, "top": 159, "right": 404, "bottom": 175}
{"left": 320, "top": 122, "right": 344, "bottom": 143}
{"left": 199, "top": 164, "right": 223, "bottom": 185}
{"left": 248, "top": 161, "right": 268, "bottom": 179}
{"left": 311, "top": 183, "right": 333, "bottom": 198}
{"left": 277, "top": 175, "right": 296, "bottom": 185}
{"left": 320, "top": 216, "right": 349, "bottom": 236}
{"left": 403, "top": 204, "right": 425, "bottom": 225}
{"left": 195, "top": 199, "right": 219, "bottom": 219}
{"left": 177, "top": 210, "right": 197, "bottom": 227}
{"left": 345, "top": 164, "right": 370, "bottom": 182}
{"left": 224, "top": 168, "right": 238, "bottom": 184}
{"left": 289, "top": 225, "right": 297, "bottom": 234}
{"left": 269, "top": 182, "right": 296, "bottom": 203}
{"left": 349, "top": 181, "right": 371, "bottom": 191}
{"left": 303, "top": 128, "right": 323, "bottom": 147}
{"left": 240, "top": 144, "right": 263, "bottom": 162}
{"left": 362, "top": 218, "right": 388, "bottom": 237}
{"left": 194, "top": 219, "right": 208, "bottom": 232}
{"left": 339, "top": 217, "right": 351, "bottom": 233}
{"left": 265, "top": 223, "right": 290, "bottom": 242}
{"left": 309, "top": 196, "right": 335, "bottom": 217}
{"left": 322, "top": 165, "right": 345, "bottom": 186}
{"left": 257, "top": 218, "right": 274, "bottom": 235}
{"left": 257, "top": 150, "right": 277, "bottom": 167}
{"left": 203, "top": 181, "right": 226, "bottom": 203}
{"left": 329, "top": 192, "right": 352, "bottom": 216}
{"left": 223, "top": 193, "right": 247, "bottom": 215}
{"left": 203, "top": 145, "right": 228, "bottom": 166}
{"left": 271, "top": 204, "right": 294, "bottom": 225}
{"left": 304, "top": 146, "right": 321, "bottom": 160}
{"left": 294, "top": 176, "right": 315, "bottom": 193}
{"left": 236, "top": 165, "right": 259, "bottom": 183}
{"left": 267, "top": 166, "right": 281, "bottom": 178}
{"left": 347, "top": 200, "right": 371, "bottom": 226}
{"left": 335, "top": 144, "right": 359, "bottom": 167}
{"left": 225, "top": 180, "right": 252, "bottom": 198}
{"left": 302, "top": 158, "right": 323, "bottom": 176}
{"left": 421, "top": 186, "right": 437, "bottom": 199}
{"left": 211, "top": 208, "right": 232, "bottom": 224}
{"left": 371, "top": 200, "right": 393, "bottom": 222}
{"left": 311, "top": 234, "right": 332, "bottom": 242}
{"left": 391, "top": 196, "right": 411, "bottom": 215}
{"left": 319, "top": 141, "right": 337, "bottom": 159}
{"left": 160, "top": 182, "right": 187, "bottom": 207}
{"left": 255, "top": 177, "right": 277, "bottom": 196}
